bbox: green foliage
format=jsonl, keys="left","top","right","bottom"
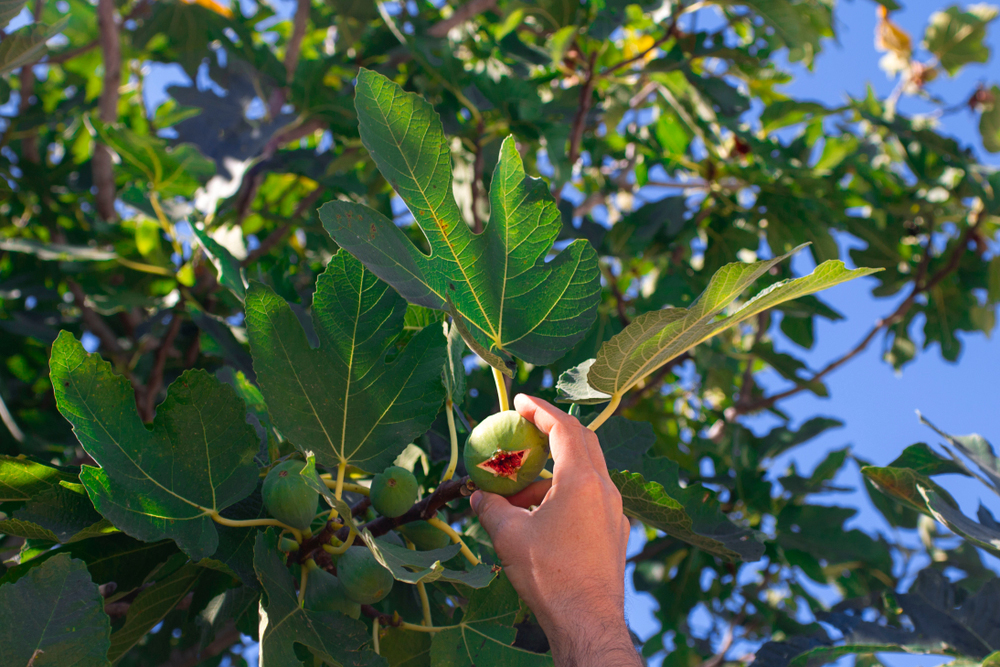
{"left": 262, "top": 460, "right": 321, "bottom": 531}
{"left": 1, "top": 0, "right": 999, "bottom": 665}
{"left": 370, "top": 466, "right": 419, "bottom": 518}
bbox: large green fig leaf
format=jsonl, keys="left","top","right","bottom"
{"left": 0, "top": 553, "right": 111, "bottom": 667}
{"left": 0, "top": 17, "right": 68, "bottom": 76}
{"left": 320, "top": 69, "right": 601, "bottom": 367}
{"left": 365, "top": 530, "right": 496, "bottom": 588}
{"left": 245, "top": 251, "right": 446, "bottom": 471}
{"left": 50, "top": 331, "right": 260, "bottom": 560}
{"left": 430, "top": 573, "right": 552, "bottom": 666}
{"left": 558, "top": 246, "right": 878, "bottom": 404}
{"left": 254, "top": 529, "right": 385, "bottom": 667}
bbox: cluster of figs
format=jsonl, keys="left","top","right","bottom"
{"left": 261, "top": 411, "right": 550, "bottom": 610}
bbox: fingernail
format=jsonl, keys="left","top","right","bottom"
{"left": 470, "top": 490, "right": 482, "bottom": 513}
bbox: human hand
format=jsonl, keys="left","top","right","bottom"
{"left": 470, "top": 394, "right": 641, "bottom": 667}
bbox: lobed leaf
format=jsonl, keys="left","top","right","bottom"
{"left": 192, "top": 226, "right": 247, "bottom": 301}
{"left": 245, "top": 251, "right": 446, "bottom": 471}
{"left": 50, "top": 331, "right": 261, "bottom": 560}
{"left": 430, "top": 573, "right": 552, "bottom": 666}
{"left": 0, "top": 454, "right": 77, "bottom": 502}
{"left": 0, "top": 17, "right": 67, "bottom": 75}
{"left": 0, "top": 553, "right": 111, "bottom": 667}
{"left": 320, "top": 69, "right": 601, "bottom": 367}
{"left": 923, "top": 4, "right": 999, "bottom": 76}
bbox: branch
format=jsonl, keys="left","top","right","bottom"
{"left": 602, "top": 9, "right": 683, "bottom": 76}
{"left": 567, "top": 51, "right": 598, "bottom": 168}
{"left": 736, "top": 215, "right": 981, "bottom": 415}
{"left": 46, "top": 39, "right": 99, "bottom": 64}
{"left": 296, "top": 477, "right": 475, "bottom": 563}
{"left": 240, "top": 186, "right": 323, "bottom": 266}
{"left": 428, "top": 0, "right": 497, "bottom": 38}
{"left": 143, "top": 309, "right": 183, "bottom": 419}
{"left": 285, "top": 0, "right": 310, "bottom": 82}
{"left": 93, "top": 0, "right": 121, "bottom": 221}
{"left": 16, "top": 0, "right": 44, "bottom": 164}
{"left": 68, "top": 281, "right": 123, "bottom": 355}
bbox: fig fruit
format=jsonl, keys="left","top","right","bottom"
{"left": 397, "top": 514, "right": 451, "bottom": 551}
{"left": 303, "top": 568, "right": 361, "bottom": 619}
{"left": 464, "top": 411, "right": 549, "bottom": 496}
{"left": 370, "top": 466, "right": 418, "bottom": 518}
{"left": 337, "top": 546, "right": 394, "bottom": 604}
{"left": 262, "top": 460, "right": 320, "bottom": 531}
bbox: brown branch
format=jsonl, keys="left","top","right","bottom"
{"left": 93, "top": 0, "right": 121, "bottom": 222}
{"left": 736, "top": 214, "right": 981, "bottom": 415}
{"left": 296, "top": 477, "right": 475, "bottom": 564}
{"left": 427, "top": 0, "right": 498, "bottom": 38}
{"left": 16, "top": 0, "right": 44, "bottom": 164}
{"left": 240, "top": 186, "right": 324, "bottom": 266}
{"left": 567, "top": 51, "right": 598, "bottom": 168}
{"left": 284, "top": 0, "right": 310, "bottom": 83}
{"left": 46, "top": 39, "right": 100, "bottom": 64}
{"left": 155, "top": 620, "right": 242, "bottom": 667}
{"left": 143, "top": 309, "right": 183, "bottom": 419}
{"left": 68, "top": 281, "right": 123, "bottom": 355}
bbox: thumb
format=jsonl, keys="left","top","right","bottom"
{"left": 470, "top": 490, "right": 522, "bottom": 538}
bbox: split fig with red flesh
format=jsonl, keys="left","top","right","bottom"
{"left": 464, "top": 410, "right": 549, "bottom": 496}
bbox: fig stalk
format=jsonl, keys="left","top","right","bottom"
{"left": 492, "top": 366, "right": 509, "bottom": 411}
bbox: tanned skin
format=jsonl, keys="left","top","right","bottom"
{"left": 471, "top": 394, "right": 644, "bottom": 667}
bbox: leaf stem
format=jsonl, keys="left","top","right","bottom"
{"left": 492, "top": 367, "right": 509, "bottom": 412}
{"left": 334, "top": 461, "right": 347, "bottom": 500}
{"left": 426, "top": 516, "right": 480, "bottom": 566}
{"left": 538, "top": 469, "right": 553, "bottom": 479}
{"left": 372, "top": 617, "right": 381, "bottom": 654}
{"left": 208, "top": 511, "right": 302, "bottom": 543}
{"left": 407, "top": 538, "right": 434, "bottom": 628}
{"left": 321, "top": 477, "right": 370, "bottom": 496}
{"left": 442, "top": 400, "right": 459, "bottom": 481}
{"left": 587, "top": 394, "right": 622, "bottom": 431}
{"left": 398, "top": 621, "right": 459, "bottom": 633}
{"left": 322, "top": 524, "right": 357, "bottom": 555}
{"left": 298, "top": 560, "right": 311, "bottom": 607}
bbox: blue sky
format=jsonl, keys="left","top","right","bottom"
{"left": 627, "top": 1, "right": 1000, "bottom": 663}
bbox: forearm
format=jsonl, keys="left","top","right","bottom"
{"left": 547, "top": 620, "right": 644, "bottom": 667}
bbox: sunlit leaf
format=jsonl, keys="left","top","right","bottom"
{"left": 364, "top": 530, "right": 496, "bottom": 588}
{"left": 192, "top": 226, "right": 246, "bottom": 301}
{"left": 320, "top": 69, "right": 601, "bottom": 367}
{"left": 246, "top": 252, "right": 446, "bottom": 471}
{"left": 559, "top": 247, "right": 878, "bottom": 404}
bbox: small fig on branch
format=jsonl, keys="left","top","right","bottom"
{"left": 303, "top": 568, "right": 362, "bottom": 619}
{"left": 262, "top": 460, "right": 320, "bottom": 531}
{"left": 398, "top": 514, "right": 451, "bottom": 551}
{"left": 370, "top": 466, "right": 418, "bottom": 518}
{"left": 337, "top": 546, "right": 394, "bottom": 604}
{"left": 464, "top": 411, "right": 549, "bottom": 496}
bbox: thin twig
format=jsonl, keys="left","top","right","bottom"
{"left": 568, "top": 51, "right": 598, "bottom": 168}
{"left": 736, "top": 214, "right": 980, "bottom": 415}
{"left": 143, "top": 309, "right": 183, "bottom": 419}
{"left": 93, "top": 0, "right": 121, "bottom": 221}
{"left": 285, "top": 0, "right": 310, "bottom": 83}
{"left": 240, "top": 187, "right": 323, "bottom": 267}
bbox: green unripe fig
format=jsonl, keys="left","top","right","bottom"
{"left": 337, "top": 547, "right": 394, "bottom": 604}
{"left": 370, "top": 466, "right": 418, "bottom": 518}
{"left": 262, "top": 460, "right": 320, "bottom": 531}
{"left": 303, "top": 568, "right": 361, "bottom": 619}
{"left": 464, "top": 411, "right": 549, "bottom": 496}
{"left": 278, "top": 536, "right": 300, "bottom": 553}
{"left": 397, "top": 514, "right": 451, "bottom": 551}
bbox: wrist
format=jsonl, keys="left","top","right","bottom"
{"left": 543, "top": 613, "right": 640, "bottom": 667}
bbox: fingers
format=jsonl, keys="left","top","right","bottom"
{"left": 514, "top": 394, "right": 609, "bottom": 479}
{"left": 505, "top": 479, "right": 552, "bottom": 509}
{"left": 470, "top": 490, "right": 524, "bottom": 539}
